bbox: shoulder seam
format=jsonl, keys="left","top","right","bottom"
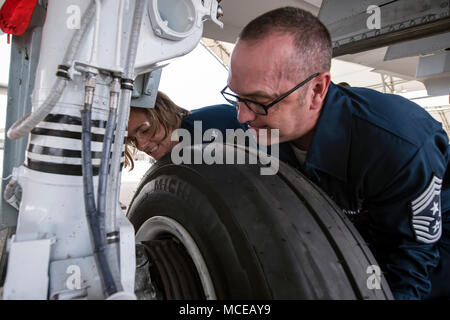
{"left": 352, "top": 113, "right": 420, "bottom": 148}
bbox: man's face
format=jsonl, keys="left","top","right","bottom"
{"left": 228, "top": 33, "right": 320, "bottom": 147}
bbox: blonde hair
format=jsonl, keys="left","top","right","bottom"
{"left": 125, "top": 91, "right": 190, "bottom": 170}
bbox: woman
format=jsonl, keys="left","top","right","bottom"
{"left": 125, "top": 91, "right": 247, "bottom": 170}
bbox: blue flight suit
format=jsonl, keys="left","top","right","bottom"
{"left": 277, "top": 82, "right": 450, "bottom": 299}
{"left": 181, "top": 104, "right": 248, "bottom": 135}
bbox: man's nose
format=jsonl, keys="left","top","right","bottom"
{"left": 237, "top": 102, "right": 256, "bottom": 124}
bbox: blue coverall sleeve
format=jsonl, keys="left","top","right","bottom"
{"left": 364, "top": 131, "right": 449, "bottom": 299}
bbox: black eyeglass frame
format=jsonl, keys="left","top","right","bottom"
{"left": 221, "top": 72, "right": 320, "bottom": 115}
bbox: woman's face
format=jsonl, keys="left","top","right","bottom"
{"left": 127, "top": 108, "right": 177, "bottom": 160}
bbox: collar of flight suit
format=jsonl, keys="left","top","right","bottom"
{"left": 303, "top": 82, "right": 353, "bottom": 183}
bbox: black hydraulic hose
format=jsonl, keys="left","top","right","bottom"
{"left": 97, "top": 77, "right": 119, "bottom": 247}
{"left": 97, "top": 78, "right": 120, "bottom": 225}
{"left": 81, "top": 75, "right": 117, "bottom": 297}
{"left": 81, "top": 107, "right": 97, "bottom": 230}
{"left": 97, "top": 110, "right": 116, "bottom": 232}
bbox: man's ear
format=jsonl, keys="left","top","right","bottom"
{"left": 310, "top": 72, "right": 331, "bottom": 110}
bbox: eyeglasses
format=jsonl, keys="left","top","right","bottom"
{"left": 221, "top": 72, "right": 320, "bottom": 115}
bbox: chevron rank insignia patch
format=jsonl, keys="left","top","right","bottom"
{"left": 411, "top": 175, "right": 442, "bottom": 244}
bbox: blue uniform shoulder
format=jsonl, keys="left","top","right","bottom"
{"left": 311, "top": 83, "right": 449, "bottom": 186}
{"left": 188, "top": 104, "right": 238, "bottom": 119}
{"left": 334, "top": 83, "right": 443, "bottom": 147}
{"left": 181, "top": 104, "right": 247, "bottom": 134}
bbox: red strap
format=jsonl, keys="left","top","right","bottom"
{"left": 0, "top": 0, "right": 38, "bottom": 36}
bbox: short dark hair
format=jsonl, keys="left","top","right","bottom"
{"left": 239, "top": 7, "right": 332, "bottom": 75}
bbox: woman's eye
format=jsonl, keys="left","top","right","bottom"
{"left": 139, "top": 124, "right": 151, "bottom": 135}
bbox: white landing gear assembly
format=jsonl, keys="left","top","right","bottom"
{"left": 0, "top": 0, "right": 223, "bottom": 300}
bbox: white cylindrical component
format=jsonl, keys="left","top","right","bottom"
{"left": 114, "top": 0, "right": 126, "bottom": 69}
{"left": 89, "top": 0, "right": 102, "bottom": 65}
{"left": 15, "top": 166, "right": 95, "bottom": 258}
{"left": 33, "top": 0, "right": 129, "bottom": 109}
{"left": 33, "top": 0, "right": 89, "bottom": 104}
{"left": 7, "top": 0, "right": 99, "bottom": 140}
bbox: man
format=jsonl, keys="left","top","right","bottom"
{"left": 221, "top": 7, "right": 449, "bottom": 299}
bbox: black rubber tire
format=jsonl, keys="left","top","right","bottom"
{"left": 127, "top": 144, "right": 393, "bottom": 299}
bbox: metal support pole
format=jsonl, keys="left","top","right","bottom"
{"left": 0, "top": 6, "right": 45, "bottom": 229}
{"left": 380, "top": 74, "right": 396, "bottom": 93}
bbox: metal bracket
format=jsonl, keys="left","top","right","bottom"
{"left": 2, "top": 235, "right": 55, "bottom": 299}
{"left": 131, "top": 69, "right": 163, "bottom": 109}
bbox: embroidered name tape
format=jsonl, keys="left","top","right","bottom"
{"left": 411, "top": 175, "right": 442, "bottom": 244}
